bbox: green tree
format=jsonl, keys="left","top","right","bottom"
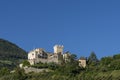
{"left": 110, "top": 59, "right": 120, "bottom": 70}
{"left": 22, "top": 60, "right": 30, "bottom": 67}
{"left": 113, "top": 54, "right": 120, "bottom": 59}
{"left": 71, "top": 54, "right": 77, "bottom": 60}
{"left": 48, "top": 62, "right": 59, "bottom": 70}
{"left": 88, "top": 51, "right": 98, "bottom": 65}
{"left": 13, "top": 67, "right": 26, "bottom": 80}
{"left": 100, "top": 56, "right": 113, "bottom": 66}
{"left": 60, "top": 54, "right": 81, "bottom": 76}
{"left": 0, "top": 67, "right": 10, "bottom": 77}
{"left": 69, "top": 54, "right": 78, "bottom": 64}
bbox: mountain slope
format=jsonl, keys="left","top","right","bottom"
{"left": 0, "top": 39, "right": 27, "bottom": 69}
{"left": 0, "top": 39, "right": 27, "bottom": 60}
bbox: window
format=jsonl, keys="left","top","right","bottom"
{"left": 54, "top": 56, "right": 57, "bottom": 58}
{"left": 35, "top": 51, "right": 38, "bottom": 54}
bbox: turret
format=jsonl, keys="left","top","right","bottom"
{"left": 79, "top": 57, "right": 86, "bottom": 68}
{"left": 53, "top": 45, "right": 64, "bottom": 54}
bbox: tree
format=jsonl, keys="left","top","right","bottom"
{"left": 88, "top": 51, "right": 99, "bottom": 66}
{"left": 113, "top": 54, "right": 120, "bottom": 59}
{"left": 100, "top": 56, "right": 113, "bottom": 66}
{"left": 110, "top": 59, "right": 120, "bottom": 70}
{"left": 0, "top": 67, "right": 10, "bottom": 77}
{"left": 71, "top": 54, "right": 77, "bottom": 60}
{"left": 48, "top": 62, "right": 58, "bottom": 70}
{"left": 13, "top": 67, "right": 26, "bottom": 80}
{"left": 22, "top": 60, "right": 30, "bottom": 67}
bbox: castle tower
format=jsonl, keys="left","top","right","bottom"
{"left": 79, "top": 57, "right": 86, "bottom": 68}
{"left": 53, "top": 45, "right": 64, "bottom": 54}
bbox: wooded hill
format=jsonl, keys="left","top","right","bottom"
{"left": 0, "top": 39, "right": 27, "bottom": 69}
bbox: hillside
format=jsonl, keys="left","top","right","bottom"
{"left": 1, "top": 38, "right": 120, "bottom": 79}
{"left": 0, "top": 39, "right": 27, "bottom": 68}
{"left": 1, "top": 54, "right": 120, "bottom": 80}
{"left": 0, "top": 39, "right": 27, "bottom": 59}
{"left": 0, "top": 40, "right": 120, "bottom": 79}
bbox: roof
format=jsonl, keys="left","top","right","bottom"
{"left": 79, "top": 57, "right": 86, "bottom": 60}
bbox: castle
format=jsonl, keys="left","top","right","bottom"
{"left": 28, "top": 45, "right": 86, "bottom": 67}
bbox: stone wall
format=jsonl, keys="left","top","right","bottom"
{"left": 79, "top": 59, "right": 86, "bottom": 68}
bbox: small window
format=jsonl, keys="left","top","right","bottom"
{"left": 36, "top": 51, "right": 38, "bottom": 54}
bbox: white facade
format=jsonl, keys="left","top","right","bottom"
{"left": 28, "top": 50, "right": 36, "bottom": 60}
{"left": 63, "top": 53, "right": 71, "bottom": 62}
{"left": 79, "top": 59, "right": 86, "bottom": 68}
{"left": 28, "top": 48, "right": 48, "bottom": 65}
{"left": 53, "top": 45, "right": 64, "bottom": 54}
{"left": 28, "top": 48, "right": 45, "bottom": 60}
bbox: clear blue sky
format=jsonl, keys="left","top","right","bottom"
{"left": 0, "top": 0, "right": 120, "bottom": 59}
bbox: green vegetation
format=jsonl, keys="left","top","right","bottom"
{"left": 0, "top": 39, "right": 27, "bottom": 69}
{"left": 0, "top": 38, "right": 120, "bottom": 80}
{"left": 0, "top": 52, "right": 120, "bottom": 80}
{"left": 22, "top": 60, "right": 30, "bottom": 67}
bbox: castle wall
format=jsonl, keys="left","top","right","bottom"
{"left": 79, "top": 59, "right": 86, "bottom": 68}
{"left": 47, "top": 54, "right": 59, "bottom": 63}
{"left": 36, "top": 58, "right": 48, "bottom": 63}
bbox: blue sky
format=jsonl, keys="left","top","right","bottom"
{"left": 0, "top": 0, "right": 120, "bottom": 59}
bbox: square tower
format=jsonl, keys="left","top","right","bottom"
{"left": 53, "top": 45, "right": 64, "bottom": 54}
{"left": 79, "top": 57, "right": 86, "bottom": 68}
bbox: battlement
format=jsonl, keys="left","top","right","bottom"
{"left": 54, "top": 45, "right": 64, "bottom": 48}
{"left": 53, "top": 45, "right": 64, "bottom": 54}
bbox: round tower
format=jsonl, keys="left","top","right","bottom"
{"left": 53, "top": 45, "right": 64, "bottom": 54}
